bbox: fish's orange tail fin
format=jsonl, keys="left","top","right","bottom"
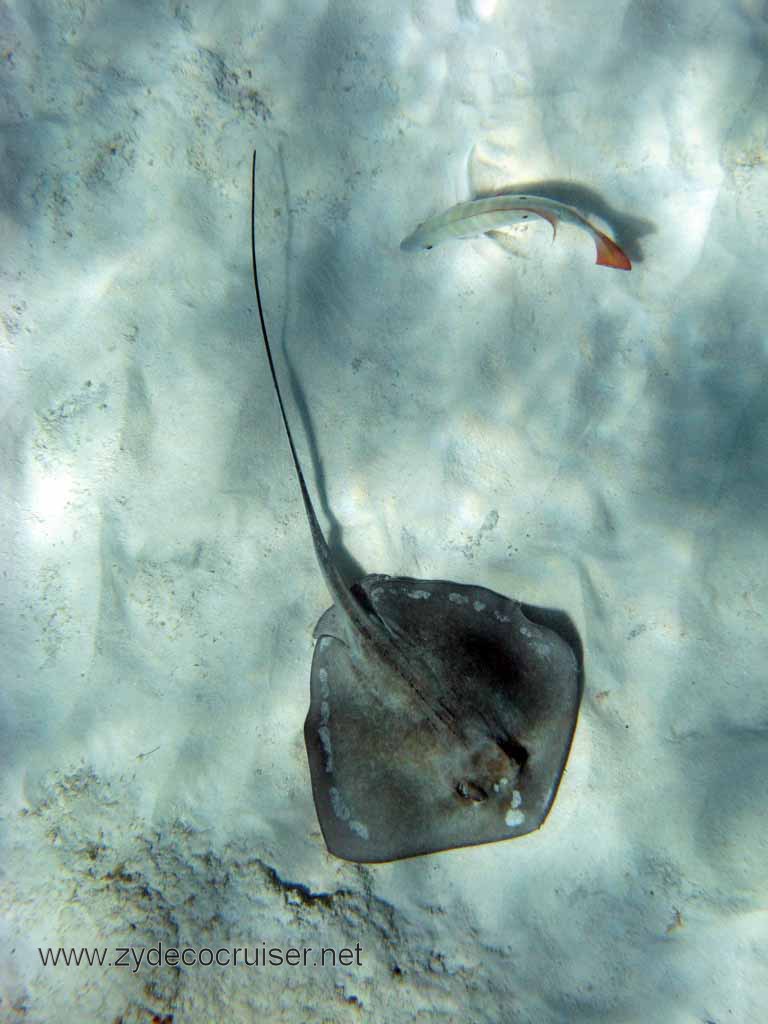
{"left": 593, "top": 228, "right": 631, "bottom": 270}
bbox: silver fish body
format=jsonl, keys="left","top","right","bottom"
{"left": 401, "top": 193, "right": 631, "bottom": 270}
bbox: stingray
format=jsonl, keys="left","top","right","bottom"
{"left": 249, "top": 153, "right": 582, "bottom": 863}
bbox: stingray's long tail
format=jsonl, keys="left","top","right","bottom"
{"left": 249, "top": 153, "right": 356, "bottom": 612}
{"left": 249, "top": 158, "right": 392, "bottom": 643}
{"left": 250, "top": 156, "right": 313, "bottom": 530}
{"left": 249, "top": 152, "right": 460, "bottom": 736}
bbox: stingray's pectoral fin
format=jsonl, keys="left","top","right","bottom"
{"left": 314, "top": 577, "right": 402, "bottom": 646}
{"left": 313, "top": 605, "right": 345, "bottom": 641}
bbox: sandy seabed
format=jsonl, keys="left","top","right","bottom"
{"left": 1, "top": 1, "right": 767, "bottom": 1021}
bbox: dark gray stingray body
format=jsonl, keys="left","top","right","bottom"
{"left": 250, "top": 153, "right": 582, "bottom": 863}
{"left": 307, "top": 575, "right": 579, "bottom": 862}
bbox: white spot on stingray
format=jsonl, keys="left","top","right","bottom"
{"left": 329, "top": 789, "right": 367, "bottom": 838}
{"left": 330, "top": 787, "right": 351, "bottom": 821}
{"left": 494, "top": 610, "right": 512, "bottom": 622}
{"left": 520, "top": 626, "right": 533, "bottom": 637}
{"left": 408, "top": 589, "right": 431, "bottom": 600}
{"left": 319, "top": 637, "right": 331, "bottom": 651}
{"left": 511, "top": 789, "right": 522, "bottom": 809}
{"left": 505, "top": 807, "right": 525, "bottom": 828}
{"left": 349, "top": 820, "right": 369, "bottom": 840}
{"left": 473, "top": 600, "right": 486, "bottom": 612}
{"left": 320, "top": 700, "right": 330, "bottom": 725}
{"left": 318, "top": 726, "right": 333, "bottom": 771}
{"left": 449, "top": 593, "right": 469, "bottom": 605}
{"left": 492, "top": 776, "right": 510, "bottom": 793}
{"left": 318, "top": 667, "right": 328, "bottom": 684}
{"left": 371, "top": 586, "right": 384, "bottom": 600}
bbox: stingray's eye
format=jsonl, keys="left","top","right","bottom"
{"left": 425, "top": 244, "right": 433, "bottom": 250}
{"left": 456, "top": 779, "right": 488, "bottom": 802}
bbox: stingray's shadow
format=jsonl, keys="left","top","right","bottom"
{"left": 477, "top": 179, "right": 654, "bottom": 266}
{"left": 277, "top": 145, "right": 364, "bottom": 584}
{"left": 282, "top": 354, "right": 365, "bottom": 583}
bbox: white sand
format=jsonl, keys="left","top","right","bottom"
{"left": 2, "top": 1, "right": 767, "bottom": 1021}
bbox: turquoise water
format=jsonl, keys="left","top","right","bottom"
{"left": 2, "top": 2, "right": 766, "bottom": 1021}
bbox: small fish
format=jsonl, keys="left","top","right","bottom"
{"left": 401, "top": 193, "right": 631, "bottom": 270}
